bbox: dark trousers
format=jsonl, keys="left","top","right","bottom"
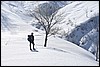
{"left": 30, "top": 42, "right": 35, "bottom": 50}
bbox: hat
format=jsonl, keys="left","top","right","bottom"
{"left": 31, "top": 32, "right": 33, "bottom": 35}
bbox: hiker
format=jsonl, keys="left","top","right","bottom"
{"left": 27, "top": 32, "right": 35, "bottom": 51}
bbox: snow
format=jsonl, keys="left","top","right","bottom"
{"left": 56, "top": 1, "right": 99, "bottom": 29}
{"left": 55, "top": 1, "right": 99, "bottom": 55}
{"left": 1, "top": 1, "right": 99, "bottom": 66}
{"left": 1, "top": 30, "right": 99, "bottom": 66}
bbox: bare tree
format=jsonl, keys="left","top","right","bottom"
{"left": 95, "top": 15, "right": 99, "bottom": 61}
{"left": 96, "top": 26, "right": 99, "bottom": 61}
{"left": 30, "top": 3, "right": 63, "bottom": 47}
{"left": 96, "top": 42, "right": 99, "bottom": 61}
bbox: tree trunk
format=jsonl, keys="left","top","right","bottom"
{"left": 96, "top": 43, "right": 99, "bottom": 61}
{"left": 44, "top": 33, "right": 48, "bottom": 47}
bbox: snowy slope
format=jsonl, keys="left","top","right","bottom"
{"left": 1, "top": 1, "right": 42, "bottom": 34}
{"left": 1, "top": 1, "right": 72, "bottom": 23}
{"left": 55, "top": 1, "right": 99, "bottom": 36}
{"left": 55, "top": 1, "right": 99, "bottom": 55}
{"left": 1, "top": 30, "right": 99, "bottom": 66}
{"left": 1, "top": 11, "right": 99, "bottom": 66}
{"left": 1, "top": 1, "right": 99, "bottom": 66}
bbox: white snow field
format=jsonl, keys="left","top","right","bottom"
{"left": 1, "top": 24, "right": 99, "bottom": 66}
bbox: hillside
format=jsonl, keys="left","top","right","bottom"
{"left": 1, "top": 28, "right": 99, "bottom": 66}
{"left": 54, "top": 1, "right": 99, "bottom": 55}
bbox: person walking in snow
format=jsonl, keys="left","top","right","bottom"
{"left": 27, "top": 32, "right": 35, "bottom": 51}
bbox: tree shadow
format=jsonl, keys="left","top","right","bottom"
{"left": 47, "top": 47, "right": 71, "bottom": 54}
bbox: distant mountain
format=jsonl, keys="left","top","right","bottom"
{"left": 1, "top": 1, "right": 73, "bottom": 31}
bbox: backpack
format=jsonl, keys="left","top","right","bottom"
{"left": 27, "top": 35, "right": 31, "bottom": 42}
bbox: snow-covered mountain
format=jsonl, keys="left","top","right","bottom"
{"left": 1, "top": 1, "right": 73, "bottom": 24}
{"left": 54, "top": 1, "right": 99, "bottom": 56}
{"left": 1, "top": 1, "right": 99, "bottom": 66}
